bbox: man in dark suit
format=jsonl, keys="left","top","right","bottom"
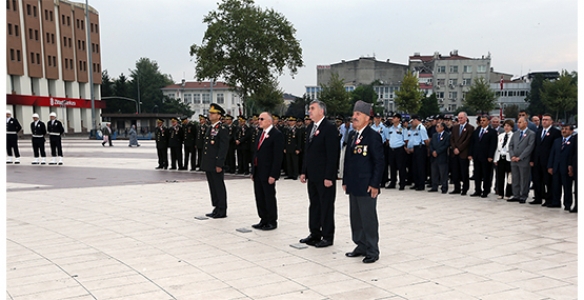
{"left": 284, "top": 116, "right": 302, "bottom": 180}
{"left": 299, "top": 100, "right": 340, "bottom": 248}
{"left": 547, "top": 125, "right": 576, "bottom": 210}
{"left": 508, "top": 117, "right": 535, "bottom": 203}
{"left": 449, "top": 112, "right": 474, "bottom": 195}
{"left": 429, "top": 122, "right": 450, "bottom": 193}
{"left": 6, "top": 110, "right": 22, "bottom": 164}
{"left": 468, "top": 115, "right": 498, "bottom": 198}
{"left": 155, "top": 118, "right": 169, "bottom": 170}
{"left": 343, "top": 101, "right": 384, "bottom": 263}
{"left": 224, "top": 115, "right": 237, "bottom": 174}
{"left": 235, "top": 116, "right": 251, "bottom": 175}
{"left": 568, "top": 133, "right": 577, "bottom": 213}
{"left": 251, "top": 112, "right": 284, "bottom": 230}
{"left": 182, "top": 117, "right": 197, "bottom": 171}
{"left": 530, "top": 113, "right": 561, "bottom": 205}
{"left": 201, "top": 104, "right": 230, "bottom": 218}
{"left": 168, "top": 117, "right": 184, "bottom": 170}
{"left": 47, "top": 112, "right": 65, "bottom": 165}
{"left": 30, "top": 113, "right": 47, "bottom": 165}
{"left": 195, "top": 115, "right": 208, "bottom": 170}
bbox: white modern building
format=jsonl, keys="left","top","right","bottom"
{"left": 161, "top": 80, "right": 242, "bottom": 118}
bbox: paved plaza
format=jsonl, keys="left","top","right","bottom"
{"left": 6, "top": 139, "right": 578, "bottom": 299}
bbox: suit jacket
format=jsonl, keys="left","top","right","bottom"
{"left": 200, "top": 122, "right": 229, "bottom": 171}
{"left": 155, "top": 125, "right": 169, "bottom": 149}
{"left": 508, "top": 128, "right": 535, "bottom": 167}
{"left": 30, "top": 121, "right": 47, "bottom": 137}
{"left": 450, "top": 123, "right": 474, "bottom": 157}
{"left": 102, "top": 126, "right": 112, "bottom": 136}
{"left": 494, "top": 131, "right": 513, "bottom": 162}
{"left": 468, "top": 126, "right": 497, "bottom": 162}
{"left": 548, "top": 135, "right": 577, "bottom": 174}
{"left": 342, "top": 126, "right": 384, "bottom": 196}
{"left": 252, "top": 127, "right": 284, "bottom": 180}
{"left": 430, "top": 131, "right": 450, "bottom": 164}
{"left": 530, "top": 126, "right": 561, "bottom": 166}
{"left": 302, "top": 119, "right": 339, "bottom": 181}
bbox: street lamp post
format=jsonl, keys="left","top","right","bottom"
{"left": 101, "top": 97, "right": 139, "bottom": 113}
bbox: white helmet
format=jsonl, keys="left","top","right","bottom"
{"left": 32, "top": 113, "right": 39, "bottom": 119}
{"left": 6, "top": 110, "right": 12, "bottom": 115}
{"left": 49, "top": 112, "right": 57, "bottom": 117}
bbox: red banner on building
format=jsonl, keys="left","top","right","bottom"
{"left": 6, "top": 94, "right": 106, "bottom": 109}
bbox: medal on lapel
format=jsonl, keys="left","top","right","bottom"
{"left": 363, "top": 145, "right": 368, "bottom": 156}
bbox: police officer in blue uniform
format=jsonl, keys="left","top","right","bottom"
{"left": 408, "top": 115, "right": 429, "bottom": 190}
{"left": 385, "top": 113, "right": 407, "bottom": 190}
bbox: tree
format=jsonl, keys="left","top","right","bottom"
{"left": 454, "top": 105, "right": 477, "bottom": 116}
{"left": 318, "top": 73, "right": 351, "bottom": 117}
{"left": 394, "top": 71, "right": 424, "bottom": 114}
{"left": 350, "top": 84, "right": 381, "bottom": 114}
{"left": 102, "top": 73, "right": 135, "bottom": 114}
{"left": 503, "top": 104, "right": 519, "bottom": 119}
{"left": 526, "top": 74, "right": 546, "bottom": 115}
{"left": 247, "top": 79, "right": 284, "bottom": 113}
{"left": 161, "top": 96, "right": 195, "bottom": 117}
{"left": 190, "top": 0, "right": 303, "bottom": 115}
{"left": 418, "top": 93, "right": 440, "bottom": 119}
{"left": 464, "top": 77, "right": 496, "bottom": 114}
{"left": 129, "top": 58, "right": 174, "bottom": 114}
{"left": 541, "top": 70, "right": 577, "bottom": 122}
{"left": 285, "top": 94, "right": 310, "bottom": 118}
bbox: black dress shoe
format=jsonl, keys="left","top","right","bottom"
{"left": 260, "top": 223, "right": 277, "bottom": 230}
{"left": 399, "top": 187, "right": 405, "bottom": 191}
{"left": 542, "top": 202, "right": 549, "bottom": 207}
{"left": 169, "top": 167, "right": 177, "bottom": 170}
{"left": 178, "top": 167, "right": 187, "bottom": 170}
{"left": 449, "top": 190, "right": 461, "bottom": 195}
{"left": 409, "top": 185, "right": 417, "bottom": 190}
{"left": 529, "top": 200, "right": 542, "bottom": 205}
{"left": 547, "top": 204, "right": 561, "bottom": 208}
{"left": 442, "top": 191, "right": 447, "bottom": 194}
{"left": 564, "top": 207, "right": 570, "bottom": 211}
{"left": 155, "top": 166, "right": 163, "bottom": 169}
{"left": 211, "top": 213, "right": 227, "bottom": 218}
{"left": 415, "top": 188, "right": 425, "bottom": 191}
{"left": 570, "top": 208, "right": 577, "bottom": 213}
{"left": 252, "top": 222, "right": 264, "bottom": 229}
{"left": 461, "top": 191, "right": 467, "bottom": 196}
{"left": 507, "top": 197, "right": 521, "bottom": 202}
{"left": 299, "top": 235, "right": 321, "bottom": 246}
{"left": 345, "top": 251, "right": 365, "bottom": 258}
{"left": 314, "top": 239, "right": 333, "bottom": 248}
{"left": 362, "top": 256, "right": 379, "bottom": 263}
{"left": 519, "top": 200, "right": 526, "bottom": 204}
{"left": 205, "top": 212, "right": 216, "bottom": 217}
{"left": 385, "top": 185, "right": 396, "bottom": 189}
{"left": 428, "top": 189, "right": 438, "bottom": 192}
{"left": 470, "top": 192, "right": 481, "bottom": 197}
{"left": 481, "top": 193, "right": 488, "bottom": 198}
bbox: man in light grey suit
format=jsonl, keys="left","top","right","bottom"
{"left": 507, "top": 117, "right": 535, "bottom": 203}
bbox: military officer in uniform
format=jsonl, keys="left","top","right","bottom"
{"left": 195, "top": 115, "right": 208, "bottom": 170}
{"left": 284, "top": 116, "right": 302, "bottom": 180}
{"left": 47, "top": 112, "right": 65, "bottom": 165}
{"left": 168, "top": 117, "right": 184, "bottom": 170}
{"left": 155, "top": 118, "right": 169, "bottom": 169}
{"left": 6, "top": 110, "right": 22, "bottom": 164}
{"left": 202, "top": 103, "right": 230, "bottom": 218}
{"left": 224, "top": 115, "right": 237, "bottom": 173}
{"left": 30, "top": 113, "right": 47, "bottom": 165}
{"left": 236, "top": 116, "right": 251, "bottom": 174}
{"left": 249, "top": 115, "right": 260, "bottom": 172}
{"left": 182, "top": 117, "right": 197, "bottom": 171}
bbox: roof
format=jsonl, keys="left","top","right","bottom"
{"left": 162, "top": 81, "right": 235, "bottom": 90}
{"left": 419, "top": 83, "right": 433, "bottom": 89}
{"left": 409, "top": 54, "right": 472, "bottom": 62}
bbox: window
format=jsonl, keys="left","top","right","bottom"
{"left": 30, "top": 52, "right": 34, "bottom": 63}
{"left": 217, "top": 93, "right": 224, "bottom": 104}
{"left": 79, "top": 60, "right": 82, "bottom": 70}
{"left": 463, "top": 65, "right": 472, "bottom": 73}
{"left": 63, "top": 36, "right": 67, "bottom": 46}
{"left": 28, "top": 28, "right": 32, "bottom": 39}
{"left": 62, "top": 15, "right": 65, "bottom": 25}
{"left": 83, "top": 61, "right": 86, "bottom": 70}
{"left": 49, "top": 11, "right": 53, "bottom": 21}
{"left": 76, "top": 19, "right": 79, "bottom": 28}
{"left": 68, "top": 37, "right": 71, "bottom": 47}
{"left": 11, "top": 0, "right": 15, "bottom": 11}
{"left": 32, "top": 5, "right": 36, "bottom": 17}
{"left": 436, "top": 79, "right": 445, "bottom": 86}
{"left": 202, "top": 93, "right": 211, "bottom": 104}
{"left": 520, "top": 91, "right": 526, "bottom": 97}
{"left": 82, "top": 41, "right": 85, "bottom": 50}
{"left": 92, "top": 43, "right": 95, "bottom": 52}
{"left": 67, "top": 16, "right": 70, "bottom": 26}
{"left": 52, "top": 56, "right": 56, "bottom": 67}
{"left": 184, "top": 94, "right": 192, "bottom": 104}
{"left": 449, "top": 65, "right": 458, "bottom": 73}
{"left": 436, "top": 92, "right": 444, "bottom": 99}
{"left": 7, "top": 0, "right": 9, "bottom": 9}
{"left": 10, "top": 49, "right": 14, "bottom": 61}
{"left": 477, "top": 65, "right": 487, "bottom": 73}
{"left": 45, "top": 9, "right": 48, "bottom": 20}
{"left": 462, "top": 78, "right": 472, "bottom": 86}
{"left": 36, "top": 53, "right": 40, "bottom": 64}
{"left": 91, "top": 23, "right": 93, "bottom": 32}
{"left": 97, "top": 63, "right": 100, "bottom": 72}
{"left": 14, "top": 25, "right": 18, "bottom": 36}
{"left": 48, "top": 55, "right": 52, "bottom": 66}
{"left": 16, "top": 50, "right": 20, "bottom": 61}
{"left": 93, "top": 63, "right": 96, "bottom": 71}
{"left": 51, "top": 33, "right": 54, "bottom": 44}
{"left": 95, "top": 24, "right": 98, "bottom": 33}
{"left": 8, "top": 24, "right": 12, "bottom": 35}
{"left": 193, "top": 94, "right": 201, "bottom": 104}
{"left": 65, "top": 59, "right": 68, "bottom": 69}
{"left": 35, "top": 30, "right": 38, "bottom": 41}
{"left": 69, "top": 59, "right": 73, "bottom": 69}
{"left": 46, "top": 32, "right": 50, "bottom": 41}
{"left": 80, "top": 20, "right": 83, "bottom": 30}
{"left": 26, "top": 4, "right": 30, "bottom": 15}
{"left": 437, "top": 66, "right": 446, "bottom": 73}
{"left": 448, "top": 79, "right": 458, "bottom": 86}
{"left": 78, "top": 40, "right": 81, "bottom": 49}
{"left": 449, "top": 91, "right": 458, "bottom": 99}
{"left": 96, "top": 44, "right": 99, "bottom": 53}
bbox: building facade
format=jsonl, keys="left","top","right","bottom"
{"left": 6, "top": 0, "right": 104, "bottom": 134}
{"left": 161, "top": 81, "right": 241, "bottom": 118}
{"left": 316, "top": 57, "right": 408, "bottom": 87}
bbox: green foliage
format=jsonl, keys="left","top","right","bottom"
{"left": 454, "top": 105, "right": 477, "bottom": 116}
{"left": 318, "top": 73, "right": 351, "bottom": 117}
{"left": 129, "top": 58, "right": 174, "bottom": 114}
{"left": 504, "top": 104, "right": 519, "bottom": 119}
{"left": 350, "top": 84, "right": 380, "bottom": 113}
{"left": 541, "top": 70, "right": 577, "bottom": 121}
{"left": 418, "top": 93, "right": 441, "bottom": 119}
{"left": 190, "top": 0, "right": 303, "bottom": 110}
{"left": 247, "top": 79, "right": 284, "bottom": 113}
{"left": 526, "top": 74, "right": 546, "bottom": 115}
{"left": 161, "top": 96, "right": 195, "bottom": 117}
{"left": 102, "top": 72, "right": 136, "bottom": 113}
{"left": 394, "top": 71, "right": 424, "bottom": 114}
{"left": 285, "top": 94, "right": 310, "bottom": 118}
{"left": 463, "top": 77, "right": 496, "bottom": 114}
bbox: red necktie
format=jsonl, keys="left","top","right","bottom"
{"left": 258, "top": 131, "right": 266, "bottom": 150}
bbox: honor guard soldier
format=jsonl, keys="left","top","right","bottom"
{"left": 182, "top": 117, "right": 197, "bottom": 171}
{"left": 30, "top": 113, "right": 47, "bottom": 165}
{"left": 6, "top": 110, "right": 22, "bottom": 164}
{"left": 47, "top": 112, "right": 65, "bottom": 165}
{"left": 202, "top": 103, "right": 230, "bottom": 218}
{"left": 236, "top": 116, "right": 251, "bottom": 174}
{"left": 195, "top": 115, "right": 208, "bottom": 170}
{"left": 155, "top": 118, "right": 169, "bottom": 169}
{"left": 168, "top": 117, "right": 185, "bottom": 170}
{"left": 224, "top": 114, "right": 237, "bottom": 173}
{"left": 284, "top": 116, "right": 302, "bottom": 180}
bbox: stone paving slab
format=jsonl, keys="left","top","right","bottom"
{"left": 6, "top": 140, "right": 578, "bottom": 299}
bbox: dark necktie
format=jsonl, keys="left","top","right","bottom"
{"left": 519, "top": 131, "right": 524, "bottom": 141}
{"left": 562, "top": 138, "right": 567, "bottom": 150}
{"left": 502, "top": 133, "right": 509, "bottom": 148}
{"left": 309, "top": 124, "right": 317, "bottom": 142}
{"left": 479, "top": 128, "right": 484, "bottom": 139}
{"left": 541, "top": 129, "right": 547, "bottom": 139}
{"left": 459, "top": 125, "right": 463, "bottom": 136}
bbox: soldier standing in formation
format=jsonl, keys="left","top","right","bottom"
{"left": 6, "top": 110, "right": 22, "bottom": 164}
{"left": 224, "top": 115, "right": 237, "bottom": 174}
{"left": 168, "top": 117, "right": 184, "bottom": 170}
{"left": 182, "top": 117, "right": 197, "bottom": 171}
{"left": 236, "top": 116, "right": 251, "bottom": 175}
{"left": 202, "top": 103, "right": 230, "bottom": 219}
{"left": 30, "top": 113, "right": 47, "bottom": 165}
{"left": 195, "top": 115, "right": 208, "bottom": 170}
{"left": 284, "top": 116, "right": 302, "bottom": 180}
{"left": 155, "top": 118, "right": 169, "bottom": 169}
{"left": 47, "top": 112, "right": 65, "bottom": 165}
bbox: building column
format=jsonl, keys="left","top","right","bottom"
{"left": 67, "top": 107, "right": 82, "bottom": 133}
{"left": 38, "top": 106, "right": 51, "bottom": 123}
{"left": 18, "top": 105, "right": 34, "bottom": 134}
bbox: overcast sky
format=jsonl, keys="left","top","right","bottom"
{"left": 94, "top": 0, "right": 578, "bottom": 97}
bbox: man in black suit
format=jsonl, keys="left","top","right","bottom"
{"left": 182, "top": 117, "right": 197, "bottom": 171}
{"left": 343, "top": 101, "right": 384, "bottom": 263}
{"left": 155, "top": 118, "right": 169, "bottom": 169}
{"left": 6, "top": 110, "right": 22, "bottom": 164}
{"left": 429, "top": 122, "right": 450, "bottom": 193}
{"left": 468, "top": 115, "right": 498, "bottom": 198}
{"left": 201, "top": 104, "right": 230, "bottom": 218}
{"left": 284, "top": 116, "right": 302, "bottom": 180}
{"left": 224, "top": 115, "right": 237, "bottom": 173}
{"left": 547, "top": 124, "right": 577, "bottom": 210}
{"left": 299, "top": 100, "right": 340, "bottom": 248}
{"left": 449, "top": 112, "right": 474, "bottom": 195}
{"left": 30, "top": 113, "right": 47, "bottom": 165}
{"left": 251, "top": 112, "right": 284, "bottom": 230}
{"left": 530, "top": 113, "right": 561, "bottom": 205}
{"left": 235, "top": 116, "right": 251, "bottom": 175}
